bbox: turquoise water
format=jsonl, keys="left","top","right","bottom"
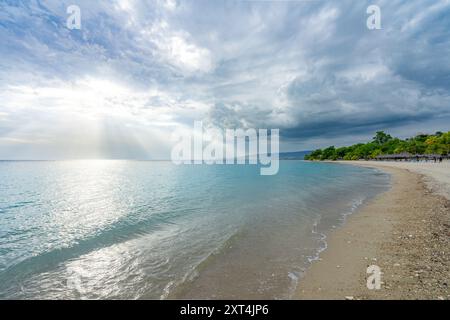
{"left": 0, "top": 160, "right": 389, "bottom": 299}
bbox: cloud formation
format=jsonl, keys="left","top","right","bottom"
{"left": 0, "top": 0, "right": 449, "bottom": 158}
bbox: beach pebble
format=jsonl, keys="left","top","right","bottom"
{"left": 345, "top": 296, "right": 354, "bottom": 300}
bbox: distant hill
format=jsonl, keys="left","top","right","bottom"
{"left": 278, "top": 151, "right": 312, "bottom": 160}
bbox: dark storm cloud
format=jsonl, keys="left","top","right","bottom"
{"left": 1, "top": 0, "right": 450, "bottom": 157}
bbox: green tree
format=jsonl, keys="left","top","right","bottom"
{"left": 305, "top": 131, "right": 450, "bottom": 161}
{"left": 321, "top": 146, "right": 336, "bottom": 160}
{"left": 372, "top": 131, "right": 392, "bottom": 145}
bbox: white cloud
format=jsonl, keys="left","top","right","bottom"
{"left": 161, "top": 0, "right": 177, "bottom": 11}
{"left": 142, "top": 20, "right": 214, "bottom": 74}
{"left": 1, "top": 0, "right": 450, "bottom": 157}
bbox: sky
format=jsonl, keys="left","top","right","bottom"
{"left": 0, "top": 0, "right": 449, "bottom": 159}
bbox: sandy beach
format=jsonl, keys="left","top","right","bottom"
{"left": 296, "top": 161, "right": 450, "bottom": 300}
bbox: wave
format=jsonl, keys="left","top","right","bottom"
{"left": 286, "top": 193, "right": 374, "bottom": 299}
{"left": 0, "top": 207, "right": 194, "bottom": 298}
{"left": 159, "top": 226, "right": 243, "bottom": 299}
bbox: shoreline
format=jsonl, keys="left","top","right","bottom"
{"left": 295, "top": 161, "right": 450, "bottom": 300}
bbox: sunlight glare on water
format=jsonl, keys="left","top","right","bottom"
{"left": 0, "top": 160, "right": 389, "bottom": 299}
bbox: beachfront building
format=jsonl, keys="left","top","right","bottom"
{"left": 375, "top": 153, "right": 450, "bottom": 162}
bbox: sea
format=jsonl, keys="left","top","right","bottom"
{"left": 0, "top": 160, "right": 390, "bottom": 299}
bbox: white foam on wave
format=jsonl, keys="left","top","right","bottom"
{"left": 286, "top": 195, "right": 369, "bottom": 299}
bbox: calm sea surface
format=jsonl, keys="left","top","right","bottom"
{"left": 0, "top": 160, "right": 389, "bottom": 299}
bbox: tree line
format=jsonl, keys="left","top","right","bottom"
{"left": 304, "top": 131, "right": 450, "bottom": 161}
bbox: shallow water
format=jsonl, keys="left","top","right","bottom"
{"left": 0, "top": 160, "right": 389, "bottom": 299}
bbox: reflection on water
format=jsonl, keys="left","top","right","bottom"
{"left": 0, "top": 160, "right": 389, "bottom": 299}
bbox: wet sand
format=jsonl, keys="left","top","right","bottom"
{"left": 296, "top": 161, "right": 450, "bottom": 300}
